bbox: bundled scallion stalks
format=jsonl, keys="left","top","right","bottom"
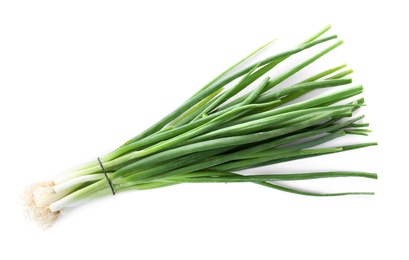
{"left": 23, "top": 25, "right": 377, "bottom": 229}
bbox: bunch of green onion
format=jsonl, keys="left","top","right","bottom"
{"left": 23, "top": 25, "right": 377, "bottom": 229}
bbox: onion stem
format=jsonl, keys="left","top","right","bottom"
{"left": 24, "top": 25, "right": 377, "bottom": 229}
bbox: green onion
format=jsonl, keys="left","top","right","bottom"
{"left": 23, "top": 25, "right": 377, "bottom": 229}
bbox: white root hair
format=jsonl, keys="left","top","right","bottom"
{"left": 22, "top": 182, "right": 61, "bottom": 230}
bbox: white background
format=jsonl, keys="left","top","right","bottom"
{"left": 1, "top": 1, "right": 407, "bottom": 259}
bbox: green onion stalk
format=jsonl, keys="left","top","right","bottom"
{"left": 23, "top": 25, "right": 377, "bottom": 229}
